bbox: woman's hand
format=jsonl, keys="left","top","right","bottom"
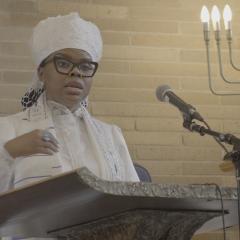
{"left": 4, "top": 129, "right": 59, "bottom": 159}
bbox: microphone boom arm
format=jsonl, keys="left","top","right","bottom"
{"left": 183, "top": 120, "right": 240, "bottom": 146}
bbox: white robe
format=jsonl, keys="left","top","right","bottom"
{"left": 0, "top": 99, "right": 139, "bottom": 194}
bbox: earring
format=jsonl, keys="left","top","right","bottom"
{"left": 80, "top": 98, "right": 88, "bottom": 108}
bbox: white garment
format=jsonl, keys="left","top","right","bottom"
{"left": 0, "top": 96, "right": 139, "bottom": 194}
{"left": 47, "top": 100, "right": 100, "bottom": 176}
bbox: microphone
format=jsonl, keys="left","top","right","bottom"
{"left": 156, "top": 85, "right": 204, "bottom": 122}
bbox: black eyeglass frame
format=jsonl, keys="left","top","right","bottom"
{"left": 40, "top": 55, "right": 99, "bottom": 77}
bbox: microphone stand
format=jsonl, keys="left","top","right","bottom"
{"left": 183, "top": 118, "right": 240, "bottom": 237}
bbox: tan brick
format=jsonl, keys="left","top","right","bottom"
{"left": 123, "top": 131, "right": 181, "bottom": 145}
{"left": 0, "top": 84, "right": 27, "bottom": 99}
{"left": 14, "top": 0, "right": 37, "bottom": 13}
{"left": 222, "top": 106, "right": 240, "bottom": 119}
{"left": 0, "top": 42, "right": 30, "bottom": 57}
{"left": 134, "top": 103, "right": 179, "bottom": 117}
{"left": 223, "top": 120, "right": 240, "bottom": 134}
{"left": 38, "top": 0, "right": 96, "bottom": 18}
{"left": 180, "top": 22, "right": 211, "bottom": 36}
{"left": 222, "top": 176, "right": 237, "bottom": 187}
{"left": 89, "top": 88, "right": 157, "bottom": 103}
{"left": 196, "top": 106, "right": 224, "bottom": 119}
{"left": 136, "top": 145, "right": 222, "bottom": 162}
{"left": 92, "top": 0, "right": 180, "bottom": 8}
{"left": 130, "top": 7, "right": 199, "bottom": 22}
{"left": 201, "top": 119, "right": 223, "bottom": 132}
{"left": 131, "top": 34, "right": 204, "bottom": 49}
{"left": 182, "top": 133, "right": 222, "bottom": 147}
{"left": 93, "top": 18, "right": 131, "bottom": 32}
{"left": 0, "top": 0, "right": 38, "bottom": 13}
{"left": 177, "top": 92, "right": 220, "bottom": 105}
{"left": 91, "top": 102, "right": 179, "bottom": 117}
{"left": 2, "top": 71, "right": 32, "bottom": 84}
{"left": 192, "top": 232, "right": 224, "bottom": 240}
{"left": 0, "top": 27, "right": 32, "bottom": 42}
{"left": 152, "top": 175, "right": 223, "bottom": 185}
{"left": 0, "top": 99, "right": 21, "bottom": 114}
{"left": 218, "top": 62, "right": 240, "bottom": 80}
{"left": 39, "top": 2, "right": 129, "bottom": 20}
{"left": 182, "top": 162, "right": 232, "bottom": 175}
{"left": 0, "top": 13, "right": 46, "bottom": 27}
{"left": 220, "top": 95, "right": 240, "bottom": 105}
{"left": 179, "top": 49, "right": 238, "bottom": 64}
{"left": 92, "top": 102, "right": 136, "bottom": 117}
{"left": 0, "top": 13, "right": 11, "bottom": 27}
{"left": 103, "top": 45, "right": 178, "bottom": 62}
{"left": 96, "top": 116, "right": 135, "bottom": 130}
{"left": 98, "top": 60, "right": 129, "bottom": 74}
{"left": 129, "top": 62, "right": 211, "bottom": 77}
{"left": 180, "top": 77, "right": 239, "bottom": 92}
{"left": 130, "top": 20, "right": 178, "bottom": 34}
{"left": 136, "top": 117, "right": 183, "bottom": 132}
{"left": 96, "top": 19, "right": 179, "bottom": 33}
{"left": 9, "top": 13, "right": 44, "bottom": 28}
{"left": 96, "top": 5, "right": 128, "bottom": 19}
{"left": 0, "top": 56, "right": 34, "bottom": 70}
{"left": 181, "top": 22, "right": 240, "bottom": 37}
{"left": 102, "top": 32, "right": 130, "bottom": 45}
{"left": 137, "top": 160, "right": 182, "bottom": 175}
{"left": 93, "top": 74, "right": 180, "bottom": 89}
{"left": 180, "top": 0, "right": 240, "bottom": 10}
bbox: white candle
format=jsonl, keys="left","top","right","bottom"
{"left": 223, "top": 4, "right": 232, "bottom": 30}
{"left": 200, "top": 6, "right": 210, "bottom": 31}
{"left": 211, "top": 5, "right": 221, "bottom": 31}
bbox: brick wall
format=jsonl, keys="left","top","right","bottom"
{"left": 0, "top": 0, "right": 238, "bottom": 239}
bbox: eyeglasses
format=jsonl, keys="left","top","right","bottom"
{"left": 40, "top": 55, "right": 98, "bottom": 77}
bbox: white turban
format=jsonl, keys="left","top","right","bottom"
{"left": 31, "top": 12, "right": 103, "bottom": 66}
{"left": 22, "top": 12, "right": 102, "bottom": 109}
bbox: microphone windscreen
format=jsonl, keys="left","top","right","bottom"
{"left": 156, "top": 85, "right": 171, "bottom": 102}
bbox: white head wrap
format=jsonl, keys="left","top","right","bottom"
{"left": 31, "top": 12, "right": 102, "bottom": 66}
{"left": 22, "top": 12, "right": 103, "bottom": 109}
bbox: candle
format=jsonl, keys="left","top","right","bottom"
{"left": 211, "top": 5, "right": 221, "bottom": 31}
{"left": 201, "top": 6, "right": 210, "bottom": 41}
{"left": 200, "top": 6, "right": 210, "bottom": 31}
{"left": 223, "top": 4, "right": 232, "bottom": 30}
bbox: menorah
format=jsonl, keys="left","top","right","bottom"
{"left": 200, "top": 4, "right": 240, "bottom": 95}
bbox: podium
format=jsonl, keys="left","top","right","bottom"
{"left": 0, "top": 167, "right": 237, "bottom": 240}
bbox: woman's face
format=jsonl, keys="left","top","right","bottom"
{"left": 38, "top": 48, "right": 96, "bottom": 111}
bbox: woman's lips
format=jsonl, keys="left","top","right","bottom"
{"left": 64, "top": 82, "right": 83, "bottom": 95}
{"left": 64, "top": 87, "right": 82, "bottom": 95}
{"left": 64, "top": 81, "right": 83, "bottom": 89}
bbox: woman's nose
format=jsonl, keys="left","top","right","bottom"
{"left": 69, "top": 66, "right": 83, "bottom": 78}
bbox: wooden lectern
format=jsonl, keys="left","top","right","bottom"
{"left": 0, "top": 167, "right": 237, "bottom": 240}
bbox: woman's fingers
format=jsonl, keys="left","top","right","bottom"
{"left": 40, "top": 141, "right": 59, "bottom": 154}
{"left": 38, "top": 147, "right": 55, "bottom": 155}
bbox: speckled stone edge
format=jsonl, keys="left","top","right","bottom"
{"left": 76, "top": 167, "right": 237, "bottom": 200}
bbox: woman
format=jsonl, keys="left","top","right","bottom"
{"left": 0, "top": 12, "right": 139, "bottom": 193}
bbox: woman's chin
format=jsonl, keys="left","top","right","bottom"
{"left": 63, "top": 94, "right": 84, "bottom": 107}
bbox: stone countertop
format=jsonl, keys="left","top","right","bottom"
{"left": 77, "top": 167, "right": 237, "bottom": 200}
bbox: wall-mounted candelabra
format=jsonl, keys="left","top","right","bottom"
{"left": 200, "top": 4, "right": 240, "bottom": 95}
